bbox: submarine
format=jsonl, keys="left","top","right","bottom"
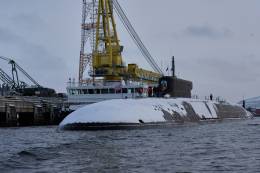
{"left": 59, "top": 98, "right": 251, "bottom": 130}
{"left": 59, "top": 57, "right": 252, "bottom": 131}
{"left": 59, "top": 1, "right": 252, "bottom": 130}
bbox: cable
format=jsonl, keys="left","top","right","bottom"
{"left": 113, "top": 0, "right": 164, "bottom": 75}
{"left": 15, "top": 64, "right": 41, "bottom": 87}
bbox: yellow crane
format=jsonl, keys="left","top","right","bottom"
{"left": 80, "top": 0, "right": 163, "bottom": 84}
{"left": 93, "top": 0, "right": 125, "bottom": 81}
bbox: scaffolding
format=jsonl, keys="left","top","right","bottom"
{"left": 78, "top": 0, "right": 98, "bottom": 84}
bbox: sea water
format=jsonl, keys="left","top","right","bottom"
{"left": 1, "top": 118, "right": 260, "bottom": 172}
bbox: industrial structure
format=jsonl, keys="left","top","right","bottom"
{"left": 0, "top": 56, "right": 67, "bottom": 127}
{"left": 0, "top": 1, "right": 193, "bottom": 127}
{"left": 78, "top": 0, "right": 163, "bottom": 84}
{"left": 0, "top": 56, "right": 56, "bottom": 97}
{"left": 0, "top": 56, "right": 40, "bottom": 91}
{"left": 61, "top": 1, "right": 252, "bottom": 130}
{"left": 67, "top": 0, "right": 192, "bottom": 107}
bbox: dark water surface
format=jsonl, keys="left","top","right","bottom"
{"left": 1, "top": 118, "right": 260, "bottom": 173}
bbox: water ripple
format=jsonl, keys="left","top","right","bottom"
{"left": 0, "top": 118, "right": 260, "bottom": 172}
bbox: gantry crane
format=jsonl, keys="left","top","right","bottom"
{"left": 79, "top": 0, "right": 163, "bottom": 84}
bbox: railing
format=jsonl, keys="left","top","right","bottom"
{"left": 191, "top": 94, "right": 228, "bottom": 103}
{"left": 67, "top": 79, "right": 104, "bottom": 88}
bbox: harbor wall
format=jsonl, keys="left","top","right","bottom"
{"left": 0, "top": 96, "right": 70, "bottom": 127}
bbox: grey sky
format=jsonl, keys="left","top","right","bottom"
{"left": 0, "top": 0, "right": 259, "bottom": 102}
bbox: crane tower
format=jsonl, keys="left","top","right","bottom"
{"left": 79, "top": 0, "right": 162, "bottom": 85}
{"left": 79, "top": 0, "right": 125, "bottom": 83}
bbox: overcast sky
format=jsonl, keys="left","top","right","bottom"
{"left": 0, "top": 0, "right": 259, "bottom": 102}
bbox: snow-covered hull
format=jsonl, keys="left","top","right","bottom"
{"left": 59, "top": 98, "right": 252, "bottom": 130}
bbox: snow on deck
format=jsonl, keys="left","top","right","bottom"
{"left": 59, "top": 98, "right": 242, "bottom": 127}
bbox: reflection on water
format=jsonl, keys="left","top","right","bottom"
{"left": 1, "top": 118, "right": 260, "bottom": 172}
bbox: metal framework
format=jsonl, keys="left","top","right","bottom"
{"left": 92, "top": 0, "right": 125, "bottom": 81}
{"left": 78, "top": 0, "right": 163, "bottom": 84}
{"left": 0, "top": 56, "right": 41, "bottom": 89}
{"left": 79, "top": 0, "right": 98, "bottom": 84}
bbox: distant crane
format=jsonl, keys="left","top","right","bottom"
{"left": 0, "top": 56, "right": 58, "bottom": 97}
{"left": 0, "top": 56, "right": 41, "bottom": 90}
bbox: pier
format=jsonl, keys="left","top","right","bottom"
{"left": 0, "top": 96, "right": 70, "bottom": 127}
